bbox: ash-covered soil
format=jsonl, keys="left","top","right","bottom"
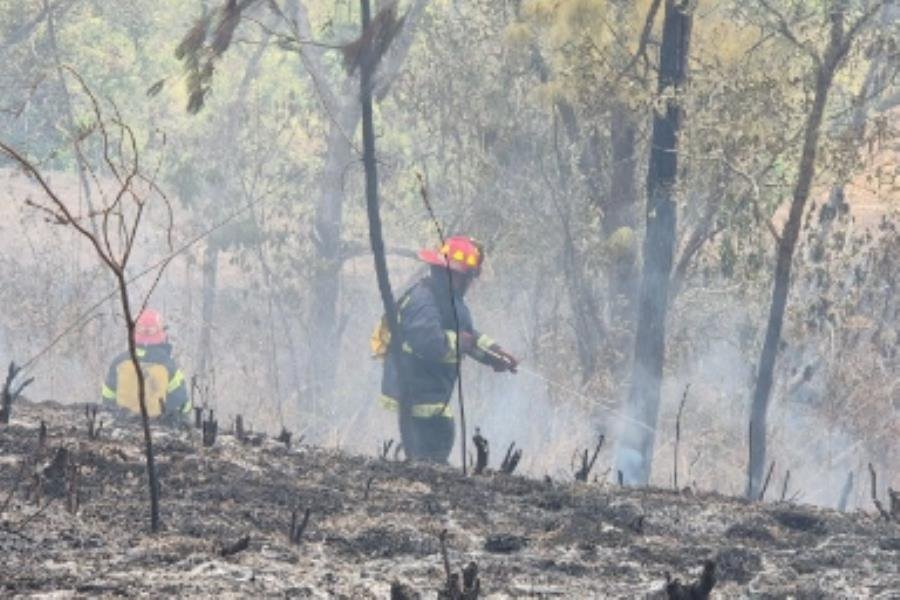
{"left": 1, "top": 400, "right": 897, "bottom": 598}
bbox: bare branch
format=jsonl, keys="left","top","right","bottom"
{"left": 757, "top": 0, "right": 821, "bottom": 64}
{"left": 614, "top": 0, "right": 663, "bottom": 84}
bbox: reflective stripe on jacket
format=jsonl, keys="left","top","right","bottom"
{"left": 380, "top": 274, "right": 493, "bottom": 415}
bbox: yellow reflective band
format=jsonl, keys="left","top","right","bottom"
{"left": 181, "top": 399, "right": 193, "bottom": 414}
{"left": 476, "top": 334, "right": 496, "bottom": 352}
{"left": 443, "top": 330, "right": 459, "bottom": 363}
{"left": 101, "top": 384, "right": 116, "bottom": 400}
{"left": 136, "top": 348, "right": 146, "bottom": 358}
{"left": 411, "top": 403, "right": 453, "bottom": 418}
{"left": 167, "top": 369, "right": 185, "bottom": 393}
{"left": 467, "top": 255, "right": 478, "bottom": 266}
{"left": 453, "top": 250, "right": 465, "bottom": 261}
{"left": 379, "top": 394, "right": 400, "bottom": 412}
{"left": 379, "top": 396, "right": 452, "bottom": 418}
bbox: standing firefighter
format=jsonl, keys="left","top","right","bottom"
{"left": 101, "top": 309, "right": 191, "bottom": 421}
{"left": 374, "top": 236, "right": 518, "bottom": 462}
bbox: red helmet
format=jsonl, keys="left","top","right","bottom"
{"left": 418, "top": 235, "right": 483, "bottom": 275}
{"left": 134, "top": 309, "right": 167, "bottom": 346}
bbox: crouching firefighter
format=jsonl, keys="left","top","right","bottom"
{"left": 101, "top": 309, "right": 191, "bottom": 421}
{"left": 373, "top": 236, "right": 519, "bottom": 463}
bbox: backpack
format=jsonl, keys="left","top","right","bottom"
{"left": 370, "top": 288, "right": 415, "bottom": 359}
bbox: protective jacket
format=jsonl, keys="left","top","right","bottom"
{"left": 101, "top": 343, "right": 190, "bottom": 417}
{"left": 380, "top": 274, "right": 495, "bottom": 418}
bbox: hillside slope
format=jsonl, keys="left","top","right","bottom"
{"left": 1, "top": 400, "right": 897, "bottom": 598}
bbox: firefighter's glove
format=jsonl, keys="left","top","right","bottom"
{"left": 487, "top": 344, "right": 519, "bottom": 373}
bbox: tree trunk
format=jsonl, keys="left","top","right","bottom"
{"left": 615, "top": 0, "right": 691, "bottom": 486}
{"left": 196, "top": 243, "right": 218, "bottom": 380}
{"left": 746, "top": 62, "right": 837, "bottom": 499}
{"left": 294, "top": 0, "right": 431, "bottom": 406}
{"left": 307, "top": 101, "right": 358, "bottom": 407}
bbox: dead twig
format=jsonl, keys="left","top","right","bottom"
{"left": 780, "top": 469, "right": 791, "bottom": 502}
{"left": 869, "top": 463, "right": 891, "bottom": 520}
{"left": 381, "top": 438, "right": 394, "bottom": 460}
{"left": 889, "top": 488, "right": 899, "bottom": 522}
{"left": 575, "top": 435, "right": 605, "bottom": 482}
{"left": 202, "top": 410, "right": 218, "bottom": 447}
{"left": 665, "top": 560, "right": 716, "bottom": 599}
{"left": 1, "top": 361, "right": 35, "bottom": 424}
{"left": 276, "top": 427, "right": 292, "bottom": 449}
{"left": 758, "top": 461, "right": 775, "bottom": 501}
{"left": 473, "top": 428, "right": 489, "bottom": 475}
{"left": 289, "top": 508, "right": 310, "bottom": 544}
{"left": 438, "top": 529, "right": 480, "bottom": 599}
{"left": 499, "top": 442, "right": 522, "bottom": 476}
{"left": 234, "top": 414, "right": 245, "bottom": 442}
{"left": 85, "top": 405, "right": 103, "bottom": 440}
{"left": 364, "top": 475, "right": 376, "bottom": 501}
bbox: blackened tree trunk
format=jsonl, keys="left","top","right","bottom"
{"left": 286, "top": 0, "right": 430, "bottom": 407}
{"left": 615, "top": 0, "right": 692, "bottom": 486}
{"left": 746, "top": 3, "right": 881, "bottom": 499}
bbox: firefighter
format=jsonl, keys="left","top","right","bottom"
{"left": 101, "top": 309, "right": 191, "bottom": 421}
{"left": 375, "top": 236, "right": 518, "bottom": 463}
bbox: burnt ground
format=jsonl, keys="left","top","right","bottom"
{"left": 0, "top": 401, "right": 897, "bottom": 598}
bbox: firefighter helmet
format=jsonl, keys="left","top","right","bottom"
{"left": 418, "top": 236, "right": 483, "bottom": 275}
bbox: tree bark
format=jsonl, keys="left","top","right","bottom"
{"left": 746, "top": 63, "right": 837, "bottom": 500}
{"left": 615, "top": 0, "right": 691, "bottom": 486}
{"left": 745, "top": 2, "right": 881, "bottom": 498}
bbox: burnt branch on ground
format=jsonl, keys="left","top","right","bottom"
{"left": 665, "top": 560, "right": 716, "bottom": 599}
{"left": 390, "top": 581, "right": 421, "bottom": 600}
{"left": 869, "top": 463, "right": 892, "bottom": 521}
{"left": 381, "top": 439, "right": 395, "bottom": 460}
{"left": 219, "top": 535, "right": 250, "bottom": 557}
{"left": 0, "top": 361, "right": 35, "bottom": 425}
{"left": 438, "top": 529, "right": 480, "bottom": 599}
{"left": 499, "top": 442, "right": 522, "bottom": 476}
{"left": 758, "top": 461, "right": 775, "bottom": 501}
{"left": 289, "top": 507, "right": 311, "bottom": 545}
{"left": 575, "top": 435, "right": 605, "bottom": 482}
{"left": 780, "top": 470, "right": 791, "bottom": 502}
{"left": 85, "top": 405, "right": 103, "bottom": 440}
{"left": 202, "top": 410, "right": 218, "bottom": 447}
{"left": 276, "top": 427, "right": 292, "bottom": 449}
{"left": 889, "top": 488, "right": 899, "bottom": 522}
{"left": 473, "top": 428, "right": 489, "bottom": 475}
{"left": 234, "top": 414, "right": 246, "bottom": 442}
